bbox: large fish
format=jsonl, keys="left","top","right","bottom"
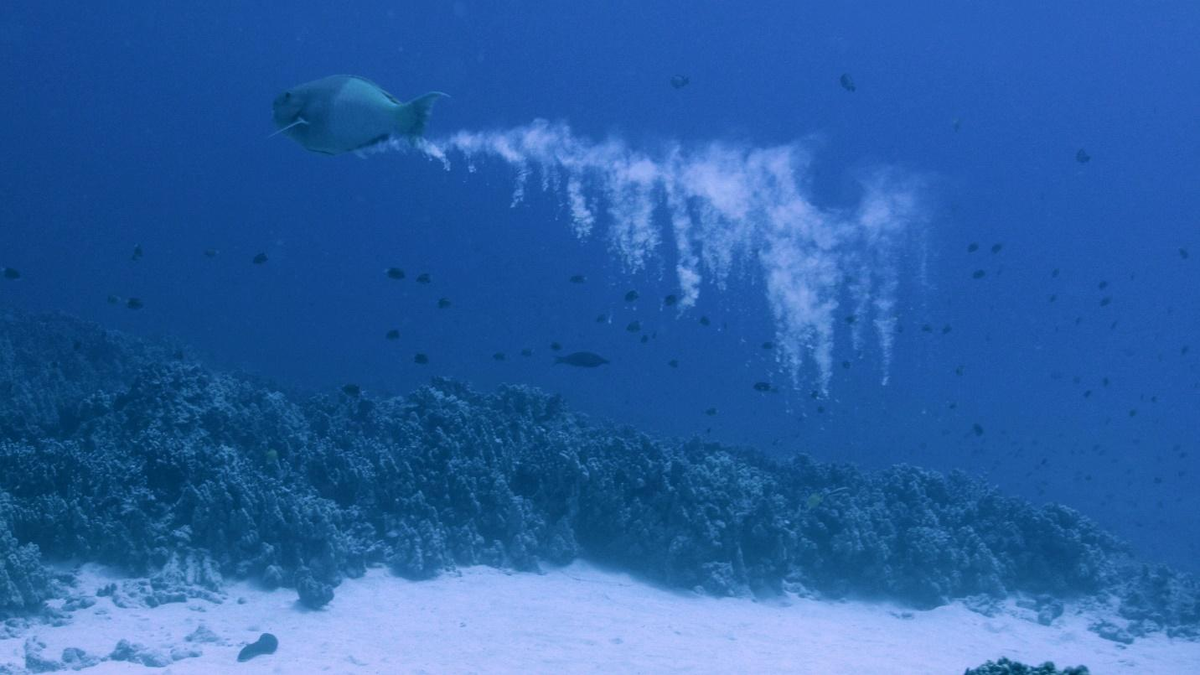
{"left": 272, "top": 75, "right": 447, "bottom": 155}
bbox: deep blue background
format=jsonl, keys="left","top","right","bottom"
{"left": 2, "top": 1, "right": 1198, "bottom": 570}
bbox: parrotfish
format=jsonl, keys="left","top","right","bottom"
{"left": 272, "top": 76, "right": 447, "bottom": 156}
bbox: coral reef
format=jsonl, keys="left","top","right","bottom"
{"left": 0, "top": 310, "right": 1196, "bottom": 640}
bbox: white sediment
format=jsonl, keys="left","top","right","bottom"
{"left": 2, "top": 561, "right": 1196, "bottom": 674}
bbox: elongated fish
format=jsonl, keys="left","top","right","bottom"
{"left": 272, "top": 76, "right": 447, "bottom": 155}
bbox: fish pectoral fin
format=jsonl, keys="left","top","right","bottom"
{"left": 267, "top": 117, "right": 309, "bottom": 139}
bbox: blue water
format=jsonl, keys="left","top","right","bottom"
{"left": 1, "top": 1, "right": 1197, "bottom": 573}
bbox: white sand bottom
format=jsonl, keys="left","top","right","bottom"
{"left": 2, "top": 561, "right": 1197, "bottom": 674}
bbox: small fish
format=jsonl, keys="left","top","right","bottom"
{"left": 952, "top": 118, "right": 962, "bottom": 132}
{"left": 991, "top": 243, "right": 1003, "bottom": 254}
{"left": 1049, "top": 294, "right": 1057, "bottom": 302}
{"left": 845, "top": 315, "right": 857, "bottom": 324}
{"left": 839, "top": 73, "right": 856, "bottom": 92}
{"left": 413, "top": 353, "right": 429, "bottom": 365}
{"left": 667, "top": 359, "right": 679, "bottom": 368}
{"left": 386, "top": 267, "right": 405, "bottom": 280}
{"left": 955, "top": 365, "right": 964, "bottom": 376}
{"left": 753, "top": 381, "right": 772, "bottom": 392}
{"left": 550, "top": 341, "right": 563, "bottom": 351}
{"left": 941, "top": 324, "right": 952, "bottom": 334}
{"left": 203, "top": 248, "right": 219, "bottom": 258}
{"left": 841, "top": 360, "right": 851, "bottom": 370}
{"left": 670, "top": 74, "right": 690, "bottom": 89}
{"left": 972, "top": 423, "right": 984, "bottom": 436}
{"left": 416, "top": 273, "right": 431, "bottom": 284}
{"left": 624, "top": 290, "right": 639, "bottom": 302}
{"left": 921, "top": 324, "right": 933, "bottom": 333}
{"left": 569, "top": 274, "right": 586, "bottom": 283}
{"left": 761, "top": 341, "right": 774, "bottom": 350}
{"left": 126, "top": 297, "right": 144, "bottom": 310}
{"left": 699, "top": 316, "right": 711, "bottom": 326}
{"left": 1183, "top": 345, "right": 1191, "bottom": 356}
{"left": 663, "top": 294, "right": 678, "bottom": 307}
{"left": 493, "top": 352, "right": 506, "bottom": 361}
{"left": 1181, "top": 248, "right": 1190, "bottom": 260}
{"left": 131, "top": 244, "right": 143, "bottom": 261}
{"left": 626, "top": 320, "right": 641, "bottom": 333}
{"left": 971, "top": 269, "right": 986, "bottom": 279}
{"left": 1052, "top": 268, "right": 1060, "bottom": 277}
{"left": 437, "top": 298, "right": 452, "bottom": 309}
{"left": 640, "top": 335, "right": 649, "bottom": 344}
{"left": 554, "top": 351, "right": 609, "bottom": 367}
{"left": 704, "top": 407, "right": 718, "bottom": 416}
{"left": 386, "top": 329, "right": 400, "bottom": 340}
{"left": 520, "top": 348, "right": 533, "bottom": 357}
{"left": 342, "top": 384, "right": 361, "bottom": 397}
{"left": 967, "top": 242, "right": 979, "bottom": 253}
{"left": 1099, "top": 296, "right": 1112, "bottom": 307}
{"left": 1076, "top": 148, "right": 1091, "bottom": 164}
{"left": 253, "top": 253, "right": 268, "bottom": 265}
{"left": 2, "top": 267, "right": 19, "bottom": 280}
{"left": 1098, "top": 280, "right": 1108, "bottom": 289}
{"left": 596, "top": 313, "right": 608, "bottom": 323}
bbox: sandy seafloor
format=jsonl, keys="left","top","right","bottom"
{"left": 2, "top": 562, "right": 1197, "bottom": 674}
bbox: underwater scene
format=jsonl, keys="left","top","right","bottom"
{"left": 1, "top": 2, "right": 1198, "bottom": 673}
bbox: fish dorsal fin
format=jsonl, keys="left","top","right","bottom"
{"left": 346, "top": 76, "right": 402, "bottom": 105}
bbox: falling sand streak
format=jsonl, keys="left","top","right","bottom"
{"left": 395, "top": 120, "right": 924, "bottom": 393}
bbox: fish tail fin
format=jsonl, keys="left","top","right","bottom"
{"left": 399, "top": 92, "right": 448, "bottom": 139}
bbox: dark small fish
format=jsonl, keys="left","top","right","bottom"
{"left": 1099, "top": 296, "right": 1112, "bottom": 307}
{"left": 203, "top": 248, "right": 219, "bottom": 258}
{"left": 1129, "top": 408, "right": 1138, "bottom": 417}
{"left": 816, "top": 405, "right": 825, "bottom": 414}
{"left": 921, "top": 324, "right": 933, "bottom": 333}
{"left": 626, "top": 320, "right": 641, "bottom": 333}
{"left": 670, "top": 74, "right": 689, "bottom": 89}
{"left": 550, "top": 341, "right": 563, "bottom": 351}
{"left": 416, "top": 272, "right": 431, "bottom": 284}
{"left": 971, "top": 269, "right": 986, "bottom": 279}
{"left": 699, "top": 316, "right": 711, "bottom": 326}
{"left": 845, "top": 315, "right": 857, "bottom": 324}
{"left": 841, "top": 360, "right": 851, "bottom": 369}
{"left": 386, "top": 267, "right": 405, "bottom": 280}
{"left": 437, "top": 298, "right": 452, "bottom": 309}
{"left": 131, "top": 244, "right": 143, "bottom": 261}
{"left": 1076, "top": 148, "right": 1091, "bottom": 164}
{"left": 705, "top": 407, "right": 718, "bottom": 416}
{"left": 413, "top": 353, "right": 429, "bottom": 364}
{"left": 520, "top": 348, "right": 533, "bottom": 357}
{"left": 640, "top": 335, "right": 649, "bottom": 344}
{"left": 991, "top": 243, "right": 1003, "bottom": 254}
{"left": 1049, "top": 294, "right": 1057, "bottom": 302}
{"left": 237, "top": 633, "right": 278, "bottom": 663}
{"left": 761, "top": 341, "right": 774, "bottom": 350}
{"left": 493, "top": 352, "right": 506, "bottom": 361}
{"left": 253, "top": 253, "right": 268, "bottom": 265}
{"left": 596, "top": 313, "right": 608, "bottom": 323}
{"left": 1098, "top": 280, "right": 1108, "bottom": 289}
{"left": 1083, "top": 390, "right": 1092, "bottom": 398}
{"left": 972, "top": 423, "right": 984, "bottom": 436}
{"left": 967, "top": 243, "right": 979, "bottom": 253}
{"left": 126, "top": 297, "right": 144, "bottom": 310}
{"left": 668, "top": 359, "right": 679, "bottom": 368}
{"left": 569, "top": 274, "right": 586, "bottom": 283}
{"left": 1181, "top": 248, "right": 1190, "bottom": 260}
{"left": 753, "top": 381, "right": 772, "bottom": 392}
{"left": 941, "top": 324, "right": 952, "bottom": 334}
{"left": 386, "top": 329, "right": 400, "bottom": 340}
{"left": 555, "top": 351, "right": 609, "bottom": 367}
{"left": 624, "top": 290, "right": 639, "bottom": 302}
{"left": 1182, "top": 345, "right": 1191, "bottom": 356}
{"left": 342, "top": 384, "right": 361, "bottom": 397}
{"left": 663, "top": 294, "right": 678, "bottom": 307}
{"left": 955, "top": 365, "right": 964, "bottom": 376}
{"left": 2, "top": 267, "right": 19, "bottom": 280}
{"left": 1051, "top": 268, "right": 1060, "bottom": 277}
{"left": 839, "top": 73, "right": 856, "bottom": 92}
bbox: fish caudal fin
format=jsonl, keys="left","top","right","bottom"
{"left": 399, "top": 92, "right": 448, "bottom": 138}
